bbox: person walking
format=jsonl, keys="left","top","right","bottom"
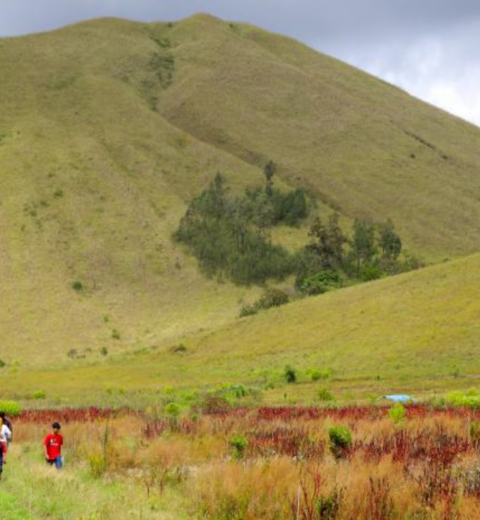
{"left": 0, "top": 412, "right": 13, "bottom": 445}
{"left": 43, "top": 422, "right": 64, "bottom": 469}
{"left": 0, "top": 418, "right": 12, "bottom": 480}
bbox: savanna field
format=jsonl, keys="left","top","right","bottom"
{"left": 5, "top": 401, "right": 480, "bottom": 519}
{"left": 2, "top": 11, "right": 480, "bottom": 520}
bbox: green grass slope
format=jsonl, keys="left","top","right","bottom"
{"left": 161, "top": 14, "right": 480, "bottom": 258}
{"left": 0, "top": 18, "right": 268, "bottom": 365}
{"left": 1, "top": 14, "right": 480, "bottom": 366}
{"left": 5, "top": 252, "right": 480, "bottom": 403}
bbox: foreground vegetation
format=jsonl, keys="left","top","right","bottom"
{"left": 5, "top": 404, "right": 480, "bottom": 519}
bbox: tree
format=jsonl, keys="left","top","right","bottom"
{"left": 379, "top": 219, "right": 402, "bottom": 260}
{"left": 326, "top": 213, "right": 348, "bottom": 268}
{"left": 263, "top": 160, "right": 276, "bottom": 197}
{"left": 207, "top": 172, "right": 228, "bottom": 220}
{"left": 351, "top": 219, "right": 376, "bottom": 277}
{"left": 306, "top": 213, "right": 348, "bottom": 270}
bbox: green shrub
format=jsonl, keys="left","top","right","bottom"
{"left": 111, "top": 329, "right": 121, "bottom": 340}
{"left": 257, "top": 288, "right": 290, "bottom": 308}
{"left": 360, "top": 265, "right": 384, "bottom": 281}
{"left": 446, "top": 390, "right": 480, "bottom": 408}
{"left": 0, "top": 359, "right": 6, "bottom": 368}
{"left": 328, "top": 426, "right": 352, "bottom": 457}
{"left": 32, "top": 390, "right": 46, "bottom": 400}
{"left": 309, "top": 368, "right": 332, "bottom": 381}
{"left": 240, "top": 288, "right": 289, "bottom": 317}
{"left": 388, "top": 403, "right": 406, "bottom": 425}
{"left": 239, "top": 303, "right": 258, "bottom": 317}
{"left": 284, "top": 365, "right": 297, "bottom": 384}
{"left": 229, "top": 434, "right": 248, "bottom": 460}
{"left": 0, "top": 400, "right": 22, "bottom": 417}
{"left": 317, "top": 387, "right": 335, "bottom": 402}
{"left": 164, "top": 402, "right": 181, "bottom": 417}
{"left": 300, "top": 270, "right": 343, "bottom": 295}
{"left": 100, "top": 347, "right": 109, "bottom": 356}
{"left": 163, "top": 402, "right": 182, "bottom": 430}
{"left": 71, "top": 280, "right": 83, "bottom": 291}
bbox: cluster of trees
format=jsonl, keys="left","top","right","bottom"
{"left": 296, "top": 214, "right": 421, "bottom": 295}
{"left": 174, "top": 165, "right": 309, "bottom": 284}
{"left": 175, "top": 162, "right": 421, "bottom": 292}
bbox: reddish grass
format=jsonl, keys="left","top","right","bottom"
{"left": 12, "top": 404, "right": 480, "bottom": 519}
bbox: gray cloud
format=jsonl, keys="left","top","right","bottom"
{"left": 1, "top": 0, "right": 479, "bottom": 125}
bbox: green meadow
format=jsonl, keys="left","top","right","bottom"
{"left": 2, "top": 251, "right": 480, "bottom": 406}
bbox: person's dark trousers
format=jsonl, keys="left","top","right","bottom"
{"left": 47, "top": 456, "right": 63, "bottom": 469}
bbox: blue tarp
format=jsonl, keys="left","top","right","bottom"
{"left": 384, "top": 394, "right": 416, "bottom": 403}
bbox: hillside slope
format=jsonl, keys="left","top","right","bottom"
{"left": 0, "top": 17, "right": 267, "bottom": 364}
{"left": 1, "top": 15, "right": 480, "bottom": 364}
{"left": 5, "top": 251, "right": 480, "bottom": 403}
{"left": 161, "top": 15, "right": 480, "bottom": 257}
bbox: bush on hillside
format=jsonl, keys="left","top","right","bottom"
{"left": 71, "top": 280, "right": 83, "bottom": 291}
{"left": 299, "top": 270, "right": 343, "bottom": 295}
{"left": 284, "top": 365, "right": 297, "bottom": 384}
{"left": 32, "top": 390, "right": 46, "bottom": 400}
{"left": 360, "top": 264, "right": 384, "bottom": 282}
{"left": 317, "top": 387, "right": 335, "bottom": 402}
{"left": 240, "top": 287, "right": 290, "bottom": 317}
{"left": 308, "top": 368, "right": 332, "bottom": 381}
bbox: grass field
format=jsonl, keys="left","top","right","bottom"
{"left": 1, "top": 250, "right": 480, "bottom": 407}
{"left": 0, "top": 446, "right": 188, "bottom": 520}
{"left": 2, "top": 14, "right": 480, "bottom": 364}
{"left": 3, "top": 405, "right": 480, "bottom": 519}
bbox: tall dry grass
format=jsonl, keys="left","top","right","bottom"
{"left": 12, "top": 406, "right": 480, "bottom": 519}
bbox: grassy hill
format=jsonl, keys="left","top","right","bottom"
{"left": 4, "top": 251, "right": 480, "bottom": 404}
{"left": 1, "top": 14, "right": 480, "bottom": 366}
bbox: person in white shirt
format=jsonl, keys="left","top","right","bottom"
{"left": 0, "top": 418, "right": 12, "bottom": 477}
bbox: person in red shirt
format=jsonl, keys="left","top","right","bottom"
{"left": 43, "top": 422, "right": 63, "bottom": 469}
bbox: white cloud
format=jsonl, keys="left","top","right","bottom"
{"left": 330, "top": 33, "right": 480, "bottom": 127}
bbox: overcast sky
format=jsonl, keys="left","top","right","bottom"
{"left": 1, "top": 0, "right": 479, "bottom": 126}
